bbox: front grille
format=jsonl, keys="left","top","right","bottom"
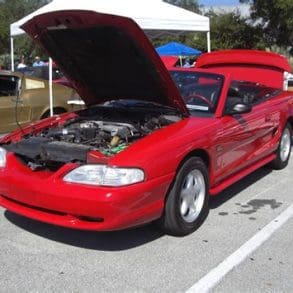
{"left": 15, "top": 154, "right": 65, "bottom": 172}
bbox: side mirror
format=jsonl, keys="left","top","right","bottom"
{"left": 225, "top": 103, "right": 252, "bottom": 115}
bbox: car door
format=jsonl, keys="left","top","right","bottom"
{"left": 213, "top": 82, "right": 275, "bottom": 183}
{"left": 0, "top": 74, "right": 30, "bottom": 133}
{"left": 0, "top": 93, "right": 19, "bottom": 133}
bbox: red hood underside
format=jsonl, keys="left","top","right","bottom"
{"left": 21, "top": 10, "right": 188, "bottom": 115}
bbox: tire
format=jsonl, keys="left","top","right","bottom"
{"left": 270, "top": 123, "right": 292, "bottom": 170}
{"left": 158, "top": 157, "right": 209, "bottom": 236}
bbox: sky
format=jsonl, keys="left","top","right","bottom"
{"left": 199, "top": 0, "right": 241, "bottom": 6}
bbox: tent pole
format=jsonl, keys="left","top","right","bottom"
{"left": 207, "top": 31, "right": 211, "bottom": 52}
{"left": 49, "top": 57, "right": 53, "bottom": 117}
{"left": 10, "top": 37, "right": 15, "bottom": 71}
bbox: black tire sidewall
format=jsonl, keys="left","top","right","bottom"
{"left": 162, "top": 157, "right": 209, "bottom": 236}
{"left": 271, "top": 123, "right": 292, "bottom": 170}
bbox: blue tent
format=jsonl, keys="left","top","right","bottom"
{"left": 156, "top": 42, "right": 201, "bottom": 56}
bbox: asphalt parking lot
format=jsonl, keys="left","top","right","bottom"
{"left": 1, "top": 152, "right": 292, "bottom": 292}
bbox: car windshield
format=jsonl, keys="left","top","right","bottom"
{"left": 169, "top": 70, "right": 224, "bottom": 115}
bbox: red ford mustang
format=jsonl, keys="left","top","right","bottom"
{"left": 0, "top": 11, "right": 292, "bottom": 236}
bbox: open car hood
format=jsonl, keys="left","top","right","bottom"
{"left": 21, "top": 10, "right": 188, "bottom": 115}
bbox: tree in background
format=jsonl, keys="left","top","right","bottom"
{"left": 158, "top": 1, "right": 264, "bottom": 52}
{"left": 0, "top": 0, "right": 50, "bottom": 68}
{"left": 240, "top": 0, "right": 293, "bottom": 54}
{"left": 153, "top": 8, "right": 263, "bottom": 53}
{"left": 204, "top": 9, "right": 265, "bottom": 50}
{"left": 0, "top": 0, "right": 292, "bottom": 68}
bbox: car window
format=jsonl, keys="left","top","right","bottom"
{"left": 25, "top": 78, "right": 45, "bottom": 90}
{"left": 0, "top": 75, "right": 19, "bottom": 96}
{"left": 225, "top": 80, "right": 281, "bottom": 110}
{"left": 169, "top": 70, "right": 224, "bottom": 115}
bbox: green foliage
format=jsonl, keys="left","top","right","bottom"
{"left": 0, "top": 0, "right": 50, "bottom": 67}
{"left": 156, "top": 2, "right": 264, "bottom": 52}
{"left": 0, "top": 0, "right": 292, "bottom": 68}
{"left": 152, "top": 33, "right": 209, "bottom": 54}
{"left": 240, "top": 0, "right": 293, "bottom": 49}
{"left": 204, "top": 9, "right": 265, "bottom": 50}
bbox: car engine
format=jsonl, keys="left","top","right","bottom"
{"left": 3, "top": 105, "right": 182, "bottom": 170}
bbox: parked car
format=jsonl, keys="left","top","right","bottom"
{"left": 17, "top": 64, "right": 73, "bottom": 88}
{"left": 160, "top": 56, "right": 179, "bottom": 68}
{"left": 0, "top": 11, "right": 292, "bottom": 236}
{"left": 0, "top": 70, "right": 81, "bottom": 133}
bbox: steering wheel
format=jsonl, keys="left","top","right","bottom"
{"left": 186, "top": 92, "right": 214, "bottom": 109}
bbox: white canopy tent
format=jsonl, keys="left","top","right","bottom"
{"left": 10, "top": 0, "right": 210, "bottom": 115}
{"left": 10, "top": 0, "right": 210, "bottom": 68}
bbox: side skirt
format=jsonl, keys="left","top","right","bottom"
{"left": 209, "top": 153, "right": 276, "bottom": 196}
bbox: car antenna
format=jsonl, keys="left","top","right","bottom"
{"left": 14, "top": 81, "right": 25, "bottom": 135}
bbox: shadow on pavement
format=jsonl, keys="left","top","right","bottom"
{"left": 209, "top": 166, "right": 272, "bottom": 209}
{"left": 4, "top": 211, "right": 164, "bottom": 251}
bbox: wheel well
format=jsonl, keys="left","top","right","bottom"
{"left": 162, "top": 149, "right": 211, "bottom": 209}
{"left": 176, "top": 149, "right": 210, "bottom": 173}
{"left": 288, "top": 117, "right": 293, "bottom": 131}
{"left": 41, "top": 107, "right": 67, "bottom": 119}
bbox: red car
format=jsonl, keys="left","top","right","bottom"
{"left": 0, "top": 11, "right": 292, "bottom": 236}
{"left": 160, "top": 56, "right": 179, "bottom": 69}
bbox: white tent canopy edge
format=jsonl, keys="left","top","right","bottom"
{"left": 10, "top": 0, "right": 210, "bottom": 69}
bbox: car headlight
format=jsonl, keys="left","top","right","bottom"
{"left": 63, "top": 165, "right": 144, "bottom": 187}
{"left": 0, "top": 147, "right": 7, "bottom": 168}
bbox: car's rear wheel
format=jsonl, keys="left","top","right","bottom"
{"left": 270, "top": 123, "right": 292, "bottom": 170}
{"left": 159, "top": 157, "right": 209, "bottom": 236}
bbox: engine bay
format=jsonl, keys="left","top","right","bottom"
{"left": 3, "top": 103, "right": 182, "bottom": 170}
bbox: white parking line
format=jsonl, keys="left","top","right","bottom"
{"left": 186, "top": 203, "right": 293, "bottom": 293}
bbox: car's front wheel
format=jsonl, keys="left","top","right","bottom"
{"left": 270, "top": 123, "right": 292, "bottom": 170}
{"left": 159, "top": 157, "right": 209, "bottom": 236}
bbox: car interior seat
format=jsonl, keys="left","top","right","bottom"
{"left": 225, "top": 86, "right": 243, "bottom": 110}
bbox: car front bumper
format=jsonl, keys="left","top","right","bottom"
{"left": 0, "top": 153, "right": 173, "bottom": 231}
